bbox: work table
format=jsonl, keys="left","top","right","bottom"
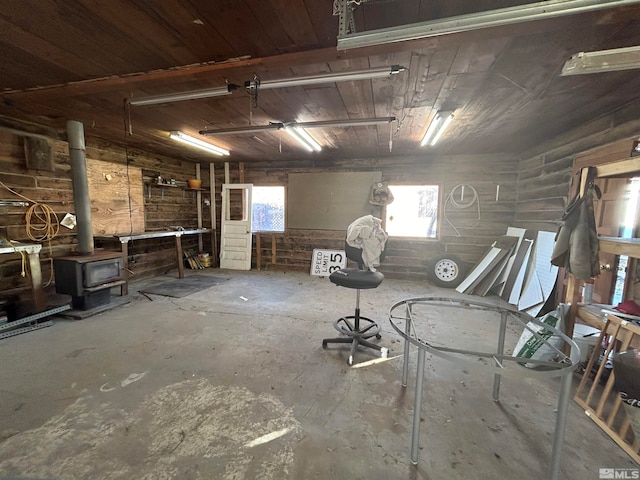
{"left": 95, "top": 228, "right": 211, "bottom": 294}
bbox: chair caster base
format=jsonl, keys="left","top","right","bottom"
{"left": 322, "top": 331, "right": 387, "bottom": 365}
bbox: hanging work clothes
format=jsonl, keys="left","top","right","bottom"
{"left": 346, "top": 215, "right": 388, "bottom": 271}
{"left": 551, "top": 168, "right": 601, "bottom": 282}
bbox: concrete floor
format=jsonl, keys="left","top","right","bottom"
{"left": 0, "top": 269, "right": 636, "bottom": 479}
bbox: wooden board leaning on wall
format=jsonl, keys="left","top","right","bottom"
{"left": 86, "top": 158, "right": 144, "bottom": 235}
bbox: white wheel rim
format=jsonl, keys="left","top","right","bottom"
{"left": 435, "top": 259, "right": 459, "bottom": 281}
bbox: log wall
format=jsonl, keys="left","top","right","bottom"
{"left": 514, "top": 104, "right": 640, "bottom": 306}
{"left": 515, "top": 103, "right": 640, "bottom": 232}
{"left": 243, "top": 153, "right": 519, "bottom": 280}
{"left": 0, "top": 128, "right": 216, "bottom": 307}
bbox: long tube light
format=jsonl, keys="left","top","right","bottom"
{"left": 284, "top": 127, "right": 322, "bottom": 152}
{"left": 337, "top": 0, "right": 640, "bottom": 50}
{"left": 199, "top": 116, "right": 396, "bottom": 136}
{"left": 169, "top": 131, "right": 230, "bottom": 156}
{"left": 200, "top": 124, "right": 282, "bottom": 136}
{"left": 127, "top": 66, "right": 405, "bottom": 106}
{"left": 128, "top": 84, "right": 239, "bottom": 106}
{"left": 561, "top": 45, "right": 640, "bottom": 75}
{"left": 292, "top": 117, "right": 397, "bottom": 128}
{"left": 293, "top": 127, "right": 322, "bottom": 151}
{"left": 245, "top": 66, "right": 405, "bottom": 90}
{"left": 420, "top": 111, "right": 454, "bottom": 147}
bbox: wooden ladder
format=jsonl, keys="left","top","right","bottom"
{"left": 574, "top": 312, "right": 640, "bottom": 463}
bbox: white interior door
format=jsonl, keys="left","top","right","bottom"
{"left": 220, "top": 183, "right": 253, "bottom": 270}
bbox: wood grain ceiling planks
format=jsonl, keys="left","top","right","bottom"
{"left": 1, "top": 1, "right": 640, "bottom": 163}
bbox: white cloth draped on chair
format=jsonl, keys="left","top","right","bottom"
{"left": 345, "top": 215, "right": 388, "bottom": 271}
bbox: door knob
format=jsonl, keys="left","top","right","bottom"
{"left": 600, "top": 263, "right": 612, "bottom": 271}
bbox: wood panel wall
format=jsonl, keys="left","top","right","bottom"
{"left": 0, "top": 130, "right": 75, "bottom": 301}
{"left": 5, "top": 103, "right": 636, "bottom": 311}
{"left": 515, "top": 104, "right": 640, "bottom": 305}
{"left": 243, "top": 153, "right": 519, "bottom": 280}
{"left": 87, "top": 158, "right": 144, "bottom": 235}
{"left": 515, "top": 103, "right": 640, "bottom": 232}
{"left": 0, "top": 128, "right": 214, "bottom": 309}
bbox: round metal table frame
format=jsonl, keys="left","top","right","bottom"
{"left": 388, "top": 297, "right": 580, "bottom": 480}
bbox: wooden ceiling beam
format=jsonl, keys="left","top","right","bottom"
{"left": 1, "top": 8, "right": 609, "bottom": 104}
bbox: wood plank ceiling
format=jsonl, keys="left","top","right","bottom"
{"left": 2, "top": 0, "right": 640, "bottom": 164}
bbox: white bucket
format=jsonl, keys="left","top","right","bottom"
{"left": 572, "top": 324, "right": 600, "bottom": 363}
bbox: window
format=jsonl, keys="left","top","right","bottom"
{"left": 251, "top": 186, "right": 285, "bottom": 232}
{"left": 385, "top": 185, "right": 439, "bottom": 238}
{"left": 612, "top": 177, "right": 640, "bottom": 305}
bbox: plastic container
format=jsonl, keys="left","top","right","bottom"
{"left": 198, "top": 253, "right": 211, "bottom": 267}
{"left": 582, "top": 280, "right": 594, "bottom": 304}
{"left": 572, "top": 323, "right": 600, "bottom": 362}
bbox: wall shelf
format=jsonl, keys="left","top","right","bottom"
{"left": 599, "top": 236, "right": 640, "bottom": 258}
{"left": 144, "top": 182, "right": 209, "bottom": 199}
{"left": 595, "top": 156, "right": 640, "bottom": 178}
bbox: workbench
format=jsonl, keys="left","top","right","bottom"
{"left": 95, "top": 228, "right": 211, "bottom": 295}
{"left": 0, "top": 242, "right": 45, "bottom": 312}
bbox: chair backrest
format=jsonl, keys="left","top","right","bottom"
{"left": 344, "top": 241, "right": 386, "bottom": 270}
{"left": 345, "top": 241, "right": 365, "bottom": 270}
{"left": 344, "top": 215, "right": 388, "bottom": 270}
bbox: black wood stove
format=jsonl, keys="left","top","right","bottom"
{"left": 54, "top": 251, "right": 125, "bottom": 310}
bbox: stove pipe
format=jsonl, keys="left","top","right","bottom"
{"left": 67, "top": 120, "right": 94, "bottom": 255}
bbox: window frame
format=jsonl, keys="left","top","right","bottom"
{"left": 383, "top": 183, "right": 442, "bottom": 241}
{"left": 250, "top": 185, "right": 286, "bottom": 234}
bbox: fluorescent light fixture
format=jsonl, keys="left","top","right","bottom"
{"left": 199, "top": 116, "right": 396, "bottom": 136}
{"left": 337, "top": 0, "right": 640, "bottom": 50}
{"left": 245, "top": 66, "right": 405, "bottom": 90}
{"left": 561, "top": 45, "right": 640, "bottom": 76}
{"left": 200, "top": 124, "right": 282, "bottom": 136}
{"left": 169, "top": 131, "right": 230, "bottom": 156}
{"left": 420, "top": 111, "right": 454, "bottom": 147}
{"left": 292, "top": 127, "right": 322, "bottom": 151}
{"left": 292, "top": 117, "right": 397, "bottom": 129}
{"left": 128, "top": 67, "right": 405, "bottom": 107}
{"left": 284, "top": 127, "right": 322, "bottom": 152}
{"left": 128, "top": 84, "right": 239, "bottom": 106}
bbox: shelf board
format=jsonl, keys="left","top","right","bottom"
{"left": 599, "top": 236, "right": 640, "bottom": 258}
{"left": 595, "top": 156, "right": 640, "bottom": 178}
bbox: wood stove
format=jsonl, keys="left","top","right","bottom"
{"left": 54, "top": 250, "right": 125, "bottom": 310}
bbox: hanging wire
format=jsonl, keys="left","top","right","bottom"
{"left": 249, "top": 75, "right": 260, "bottom": 114}
{"left": 122, "top": 101, "right": 135, "bottom": 238}
{"left": 0, "top": 180, "right": 59, "bottom": 242}
{"left": 443, "top": 184, "right": 480, "bottom": 237}
{"left": 0, "top": 179, "right": 59, "bottom": 284}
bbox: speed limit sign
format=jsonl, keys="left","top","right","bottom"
{"left": 310, "top": 249, "right": 346, "bottom": 277}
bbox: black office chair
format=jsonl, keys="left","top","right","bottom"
{"left": 322, "top": 242, "right": 388, "bottom": 365}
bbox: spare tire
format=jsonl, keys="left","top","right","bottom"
{"left": 427, "top": 253, "right": 467, "bottom": 288}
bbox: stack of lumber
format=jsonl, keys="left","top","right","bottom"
{"left": 184, "top": 249, "right": 205, "bottom": 269}
{"left": 455, "top": 227, "right": 558, "bottom": 316}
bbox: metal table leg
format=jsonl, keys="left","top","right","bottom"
{"left": 410, "top": 348, "right": 426, "bottom": 464}
{"left": 493, "top": 310, "right": 507, "bottom": 402}
{"left": 402, "top": 303, "right": 412, "bottom": 387}
{"left": 549, "top": 370, "right": 572, "bottom": 480}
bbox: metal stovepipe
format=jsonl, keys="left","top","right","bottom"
{"left": 67, "top": 120, "right": 94, "bottom": 255}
